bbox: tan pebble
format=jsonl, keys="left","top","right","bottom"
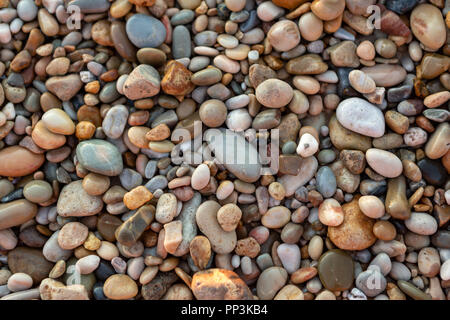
{"left": 267, "top": 20, "right": 301, "bottom": 52}
{"left": 311, "top": 0, "right": 345, "bottom": 21}
{"left": 163, "top": 220, "right": 183, "bottom": 255}
{"left": 189, "top": 235, "right": 211, "bottom": 270}
{"left": 298, "top": 12, "right": 323, "bottom": 42}
{"left": 82, "top": 173, "right": 110, "bottom": 196}
{"left": 423, "top": 91, "right": 450, "bottom": 108}
{"left": 293, "top": 75, "right": 320, "bottom": 95}
{"left": 97, "top": 241, "right": 119, "bottom": 260}
{"left": 123, "top": 186, "right": 153, "bottom": 210}
{"left": 217, "top": 203, "right": 242, "bottom": 232}
{"left": 348, "top": 70, "right": 376, "bottom": 94}
{"left": 357, "top": 40, "right": 375, "bottom": 60}
{"left": 57, "top": 222, "right": 89, "bottom": 250}
{"left": 261, "top": 206, "right": 291, "bottom": 229}
{"left": 373, "top": 220, "right": 397, "bottom": 241}
{"left": 358, "top": 195, "right": 385, "bottom": 219}
{"left": 145, "top": 124, "right": 170, "bottom": 141}
{"left": 268, "top": 182, "right": 285, "bottom": 201}
{"left": 274, "top": 284, "right": 304, "bottom": 300}
{"left": 103, "top": 274, "right": 138, "bottom": 300}
{"left": 32, "top": 121, "right": 66, "bottom": 150}
{"left": 83, "top": 232, "right": 102, "bottom": 251}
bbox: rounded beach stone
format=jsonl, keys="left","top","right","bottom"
{"left": 318, "top": 249, "right": 354, "bottom": 291}
{"left": 336, "top": 98, "right": 385, "bottom": 138}
{"left": 196, "top": 200, "right": 237, "bottom": 254}
{"left": 199, "top": 100, "right": 227, "bottom": 127}
{"left": 191, "top": 164, "right": 210, "bottom": 190}
{"left": 318, "top": 198, "right": 344, "bottom": 227}
{"left": 217, "top": 203, "right": 242, "bottom": 232}
{"left": 191, "top": 268, "right": 253, "bottom": 300}
{"left": 125, "top": 14, "right": 166, "bottom": 48}
{"left": 358, "top": 195, "right": 385, "bottom": 219}
{"left": 328, "top": 197, "right": 376, "bottom": 251}
{"left": 23, "top": 180, "right": 53, "bottom": 203}
{"left": 267, "top": 20, "right": 300, "bottom": 52}
{"left": 405, "top": 212, "right": 438, "bottom": 236}
{"left": 41, "top": 109, "right": 75, "bottom": 135}
{"left": 255, "top": 79, "right": 293, "bottom": 108}
{"left": 76, "top": 139, "right": 123, "bottom": 176}
{"left": 103, "top": 274, "right": 138, "bottom": 300}
{"left": 7, "top": 273, "right": 33, "bottom": 292}
{"left": 256, "top": 267, "right": 287, "bottom": 300}
{"left": 0, "top": 200, "right": 38, "bottom": 230}
{"left": 57, "top": 180, "right": 103, "bottom": 217}
{"left": 365, "top": 148, "right": 402, "bottom": 178}
{"left": 58, "top": 222, "right": 89, "bottom": 250}
{"left": 410, "top": 4, "right": 446, "bottom": 51}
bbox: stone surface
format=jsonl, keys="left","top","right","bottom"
{"left": 328, "top": 197, "right": 376, "bottom": 251}
{"left": 191, "top": 269, "right": 253, "bottom": 300}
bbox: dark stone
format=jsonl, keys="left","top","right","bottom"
{"left": 318, "top": 249, "right": 354, "bottom": 291}
{"left": 97, "top": 214, "right": 123, "bottom": 242}
{"left": 417, "top": 158, "right": 446, "bottom": 187}
{"left": 217, "top": 3, "right": 230, "bottom": 20}
{"left": 386, "top": 0, "right": 418, "bottom": 15}
{"left": 95, "top": 260, "right": 115, "bottom": 281}
{"left": 336, "top": 67, "right": 352, "bottom": 97}
{"left": 1, "top": 188, "right": 23, "bottom": 203}
{"left": 115, "top": 205, "right": 155, "bottom": 246}
{"left": 19, "top": 226, "right": 48, "bottom": 248}
{"left": 93, "top": 282, "right": 108, "bottom": 300}
{"left": 431, "top": 230, "right": 450, "bottom": 249}
{"left": 8, "top": 247, "right": 54, "bottom": 284}
{"left": 387, "top": 84, "right": 412, "bottom": 103}
{"left": 141, "top": 271, "right": 178, "bottom": 300}
{"left": 423, "top": 109, "right": 450, "bottom": 123}
{"left": 7, "top": 72, "right": 24, "bottom": 87}
{"left": 240, "top": 10, "right": 259, "bottom": 33}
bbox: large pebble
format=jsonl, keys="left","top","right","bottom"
{"left": 410, "top": 4, "right": 446, "bottom": 50}
{"left": 405, "top": 212, "right": 438, "bottom": 236}
{"left": 365, "top": 148, "right": 402, "bottom": 178}
{"left": 125, "top": 14, "right": 166, "bottom": 48}
{"left": 191, "top": 269, "right": 252, "bottom": 300}
{"left": 57, "top": 180, "right": 103, "bottom": 217}
{"left": 195, "top": 201, "right": 236, "bottom": 254}
{"left": 336, "top": 98, "right": 385, "bottom": 138}
{"left": 76, "top": 139, "right": 123, "bottom": 176}
{"left": 328, "top": 197, "right": 376, "bottom": 251}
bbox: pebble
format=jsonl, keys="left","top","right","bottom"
{"left": 410, "top": 4, "right": 446, "bottom": 50}
{"left": 365, "top": 148, "right": 402, "bottom": 178}
{"left": 126, "top": 14, "right": 166, "bottom": 48}
{"left": 123, "top": 64, "right": 161, "bottom": 100}
{"left": 277, "top": 244, "right": 300, "bottom": 274}
{"left": 256, "top": 267, "right": 287, "bottom": 300}
{"left": 196, "top": 201, "right": 236, "bottom": 254}
{"left": 7, "top": 273, "right": 33, "bottom": 292}
{"left": 328, "top": 197, "right": 376, "bottom": 251}
{"left": 405, "top": 212, "right": 438, "bottom": 236}
{"left": 191, "top": 269, "right": 252, "bottom": 300}
{"left": 318, "top": 249, "right": 354, "bottom": 291}
{"left": 318, "top": 199, "right": 344, "bottom": 227}
{"left": 57, "top": 180, "right": 103, "bottom": 217}
{"left": 336, "top": 98, "right": 385, "bottom": 138}
{"left": 103, "top": 274, "right": 138, "bottom": 300}
{"left": 205, "top": 129, "right": 261, "bottom": 183}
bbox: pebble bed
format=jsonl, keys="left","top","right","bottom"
{"left": 0, "top": 0, "right": 448, "bottom": 301}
